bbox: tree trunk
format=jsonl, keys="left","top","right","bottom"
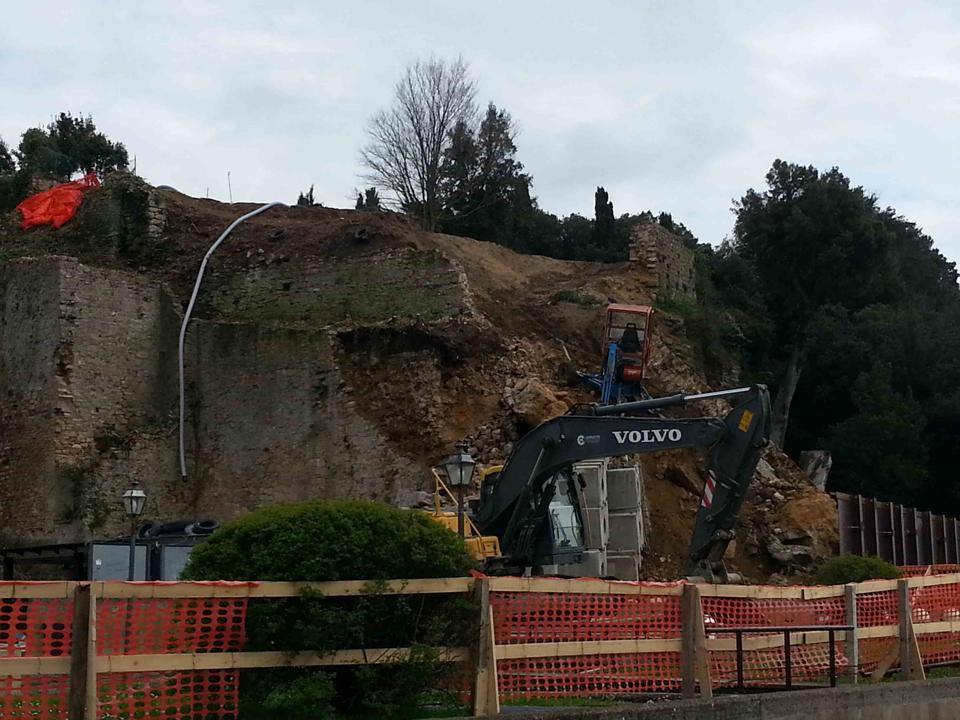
{"left": 770, "top": 344, "right": 805, "bottom": 448}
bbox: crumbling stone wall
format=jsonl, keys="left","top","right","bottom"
{"left": 0, "top": 257, "right": 177, "bottom": 540}
{"left": 0, "top": 259, "right": 61, "bottom": 543}
{"left": 629, "top": 222, "right": 695, "bottom": 297}
{"left": 0, "top": 254, "right": 453, "bottom": 544}
{"left": 196, "top": 247, "right": 468, "bottom": 327}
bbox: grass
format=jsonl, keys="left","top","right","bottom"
{"left": 550, "top": 289, "right": 602, "bottom": 307}
{"left": 503, "top": 697, "right": 623, "bottom": 708}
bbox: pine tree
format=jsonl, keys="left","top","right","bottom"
{"left": 363, "top": 187, "right": 381, "bottom": 211}
{"left": 593, "top": 187, "right": 615, "bottom": 256}
{"left": 296, "top": 185, "right": 316, "bottom": 206}
{"left": 439, "top": 104, "right": 529, "bottom": 245}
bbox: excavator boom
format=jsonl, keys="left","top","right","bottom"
{"left": 475, "top": 385, "right": 771, "bottom": 582}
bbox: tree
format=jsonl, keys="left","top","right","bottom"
{"left": 16, "top": 112, "right": 127, "bottom": 180}
{"left": 733, "top": 160, "right": 894, "bottom": 446}
{"left": 296, "top": 185, "right": 316, "bottom": 206}
{"left": 0, "top": 138, "right": 13, "bottom": 176}
{"left": 360, "top": 188, "right": 380, "bottom": 212}
{"left": 360, "top": 56, "right": 477, "bottom": 231}
{"left": 821, "top": 364, "right": 929, "bottom": 503}
{"left": 439, "top": 104, "right": 529, "bottom": 245}
{"left": 593, "top": 187, "right": 615, "bottom": 251}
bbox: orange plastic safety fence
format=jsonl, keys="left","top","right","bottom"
{"left": 490, "top": 587, "right": 682, "bottom": 698}
{"left": 97, "top": 670, "right": 239, "bottom": 720}
{"left": 900, "top": 565, "right": 960, "bottom": 576}
{"left": 490, "top": 588, "right": 683, "bottom": 644}
{"left": 0, "top": 586, "right": 73, "bottom": 720}
{"left": 710, "top": 644, "right": 848, "bottom": 688}
{"left": 0, "top": 595, "right": 73, "bottom": 658}
{"left": 702, "top": 593, "right": 846, "bottom": 689}
{"left": 0, "top": 675, "right": 70, "bottom": 719}
{"left": 856, "top": 588, "right": 899, "bottom": 627}
{"left": 95, "top": 593, "right": 248, "bottom": 720}
{"left": 917, "top": 632, "right": 960, "bottom": 665}
{"left": 909, "top": 583, "right": 960, "bottom": 623}
{"left": 701, "top": 595, "right": 845, "bottom": 628}
{"left": 497, "top": 652, "right": 681, "bottom": 699}
{"left": 0, "top": 583, "right": 248, "bottom": 720}
{"left": 96, "top": 597, "right": 247, "bottom": 654}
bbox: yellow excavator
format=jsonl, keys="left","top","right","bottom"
{"left": 425, "top": 467, "right": 501, "bottom": 561}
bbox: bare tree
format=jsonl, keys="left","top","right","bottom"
{"left": 360, "top": 56, "right": 477, "bottom": 231}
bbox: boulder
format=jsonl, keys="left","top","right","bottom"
{"left": 799, "top": 450, "right": 833, "bottom": 491}
{"left": 766, "top": 536, "right": 814, "bottom": 566}
{"left": 394, "top": 489, "right": 435, "bottom": 509}
{"left": 503, "top": 378, "right": 568, "bottom": 427}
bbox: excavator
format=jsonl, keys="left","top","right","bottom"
{"left": 577, "top": 303, "right": 655, "bottom": 405}
{"left": 471, "top": 384, "right": 771, "bottom": 583}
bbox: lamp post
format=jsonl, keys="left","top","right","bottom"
{"left": 439, "top": 443, "right": 476, "bottom": 538}
{"left": 121, "top": 481, "right": 147, "bottom": 581}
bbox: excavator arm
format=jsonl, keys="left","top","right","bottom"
{"left": 474, "top": 385, "right": 771, "bottom": 582}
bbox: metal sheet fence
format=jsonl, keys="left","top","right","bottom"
{"left": 837, "top": 492, "right": 960, "bottom": 565}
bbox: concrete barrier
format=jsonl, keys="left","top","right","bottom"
{"left": 470, "top": 676, "right": 960, "bottom": 720}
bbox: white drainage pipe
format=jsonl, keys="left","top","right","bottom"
{"left": 178, "top": 201, "right": 284, "bottom": 478}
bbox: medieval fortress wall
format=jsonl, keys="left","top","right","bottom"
{"left": 629, "top": 221, "right": 695, "bottom": 298}
{"left": 0, "top": 251, "right": 473, "bottom": 544}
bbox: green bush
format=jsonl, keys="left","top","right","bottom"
{"left": 814, "top": 555, "right": 901, "bottom": 585}
{"left": 254, "top": 672, "right": 337, "bottom": 720}
{"left": 183, "top": 500, "right": 476, "bottom": 719}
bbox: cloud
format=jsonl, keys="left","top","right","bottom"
{"left": 0, "top": 0, "right": 956, "bottom": 261}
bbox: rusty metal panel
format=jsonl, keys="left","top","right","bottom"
{"left": 903, "top": 507, "right": 918, "bottom": 565}
{"left": 892, "top": 502, "right": 904, "bottom": 565}
{"left": 861, "top": 497, "right": 878, "bottom": 556}
{"left": 876, "top": 501, "right": 895, "bottom": 564}
{"left": 834, "top": 492, "right": 960, "bottom": 567}
{"left": 917, "top": 510, "right": 932, "bottom": 565}
{"left": 945, "top": 518, "right": 958, "bottom": 564}
{"left": 931, "top": 515, "right": 947, "bottom": 564}
{"left": 836, "top": 493, "right": 861, "bottom": 556}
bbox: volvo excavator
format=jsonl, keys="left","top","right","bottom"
{"left": 471, "top": 384, "right": 771, "bottom": 583}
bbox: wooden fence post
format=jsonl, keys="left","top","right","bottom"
{"left": 843, "top": 583, "right": 859, "bottom": 683}
{"left": 472, "top": 578, "right": 499, "bottom": 717}
{"left": 68, "top": 583, "right": 97, "bottom": 720}
{"left": 898, "top": 578, "right": 926, "bottom": 681}
{"left": 681, "top": 584, "right": 712, "bottom": 700}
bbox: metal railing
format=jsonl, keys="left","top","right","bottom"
{"left": 710, "top": 625, "right": 854, "bottom": 690}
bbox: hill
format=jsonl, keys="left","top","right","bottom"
{"left": 0, "top": 174, "right": 837, "bottom": 581}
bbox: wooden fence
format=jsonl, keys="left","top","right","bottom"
{"left": 3, "top": 573, "right": 960, "bottom": 718}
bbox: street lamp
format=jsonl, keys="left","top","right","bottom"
{"left": 122, "top": 481, "right": 147, "bottom": 581}
{"left": 439, "top": 443, "right": 476, "bottom": 538}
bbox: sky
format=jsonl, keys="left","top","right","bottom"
{"left": 2, "top": 1, "right": 958, "bottom": 262}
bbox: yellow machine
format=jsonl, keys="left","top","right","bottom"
{"left": 426, "top": 467, "right": 501, "bottom": 561}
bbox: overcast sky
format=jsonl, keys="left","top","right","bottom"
{"left": 3, "top": 1, "right": 958, "bottom": 261}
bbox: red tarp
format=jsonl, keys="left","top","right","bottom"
{"left": 15, "top": 172, "right": 100, "bottom": 229}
